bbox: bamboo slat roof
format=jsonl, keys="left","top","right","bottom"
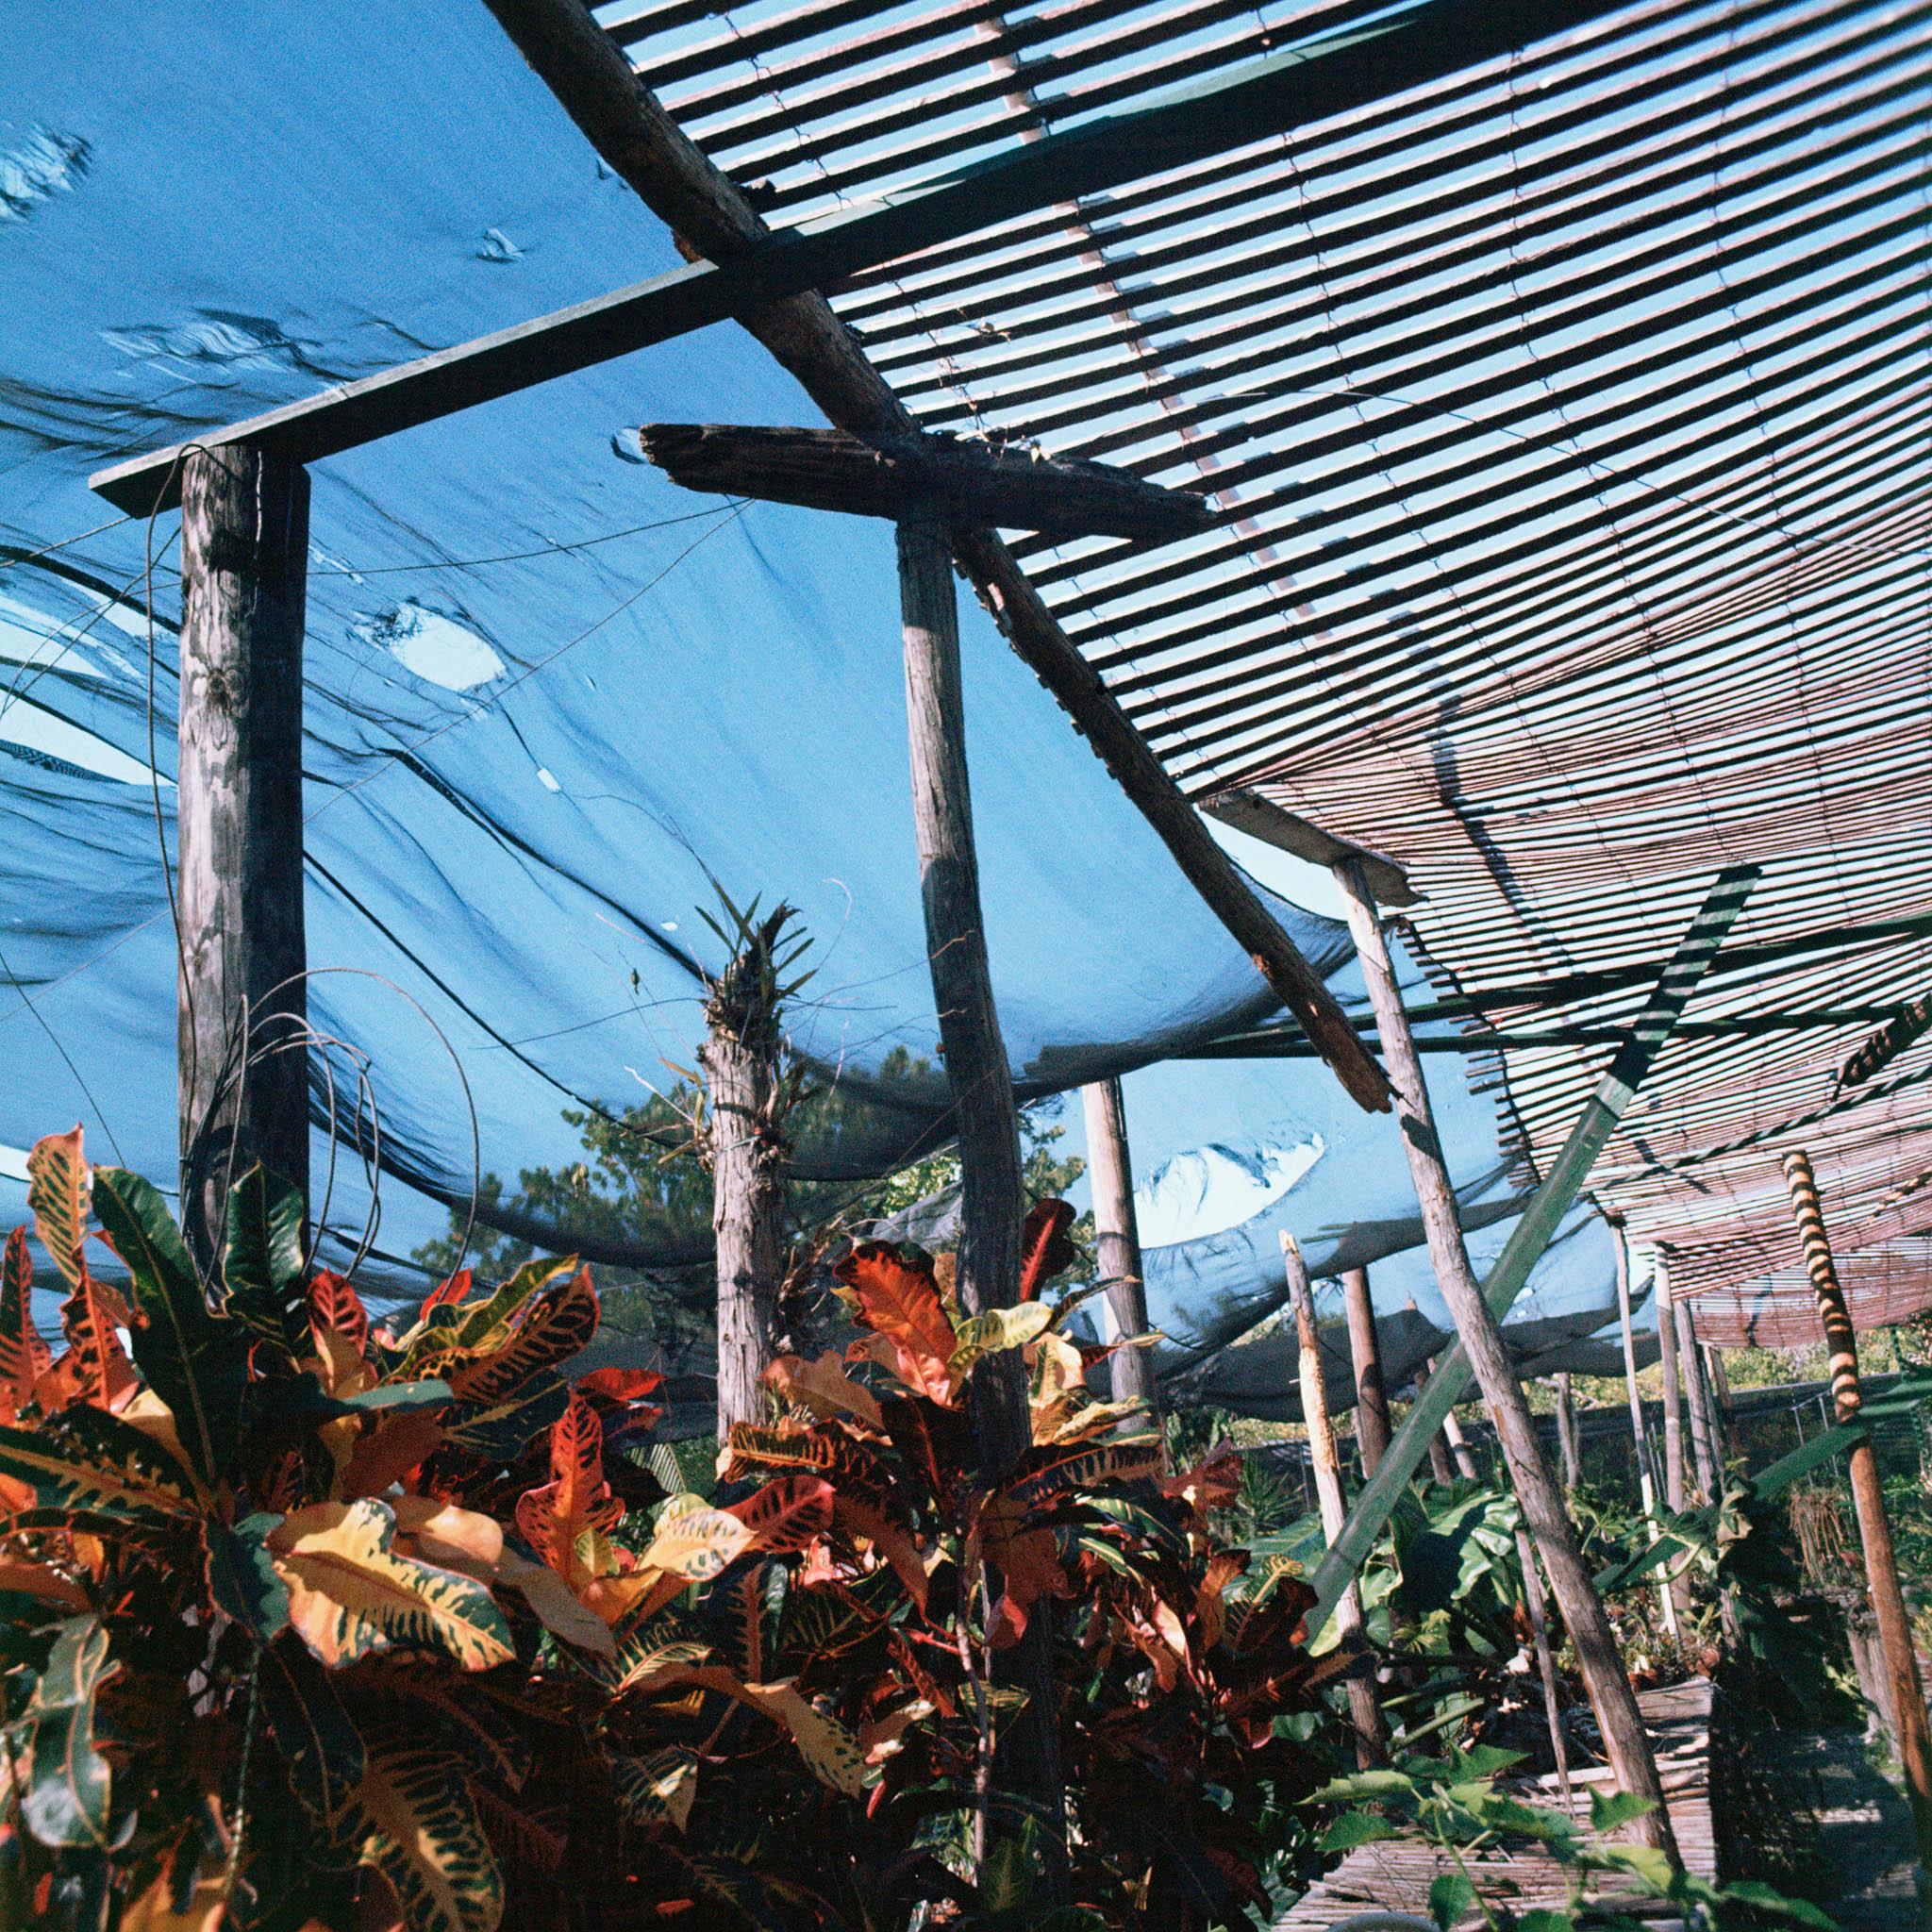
{"left": 605, "top": 0, "right": 1932, "bottom": 1341}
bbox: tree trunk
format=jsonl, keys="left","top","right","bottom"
{"left": 701, "top": 962, "right": 787, "bottom": 1437}
{"left": 1784, "top": 1149, "right": 1932, "bottom": 1875}
{"left": 1333, "top": 857, "right": 1677, "bottom": 1860}
{"left": 1556, "top": 1373, "right": 1582, "bottom": 1491}
{"left": 898, "top": 520, "right": 1067, "bottom": 1895}
{"left": 1341, "top": 1265, "right": 1391, "bottom": 1478}
{"left": 1080, "top": 1077, "right": 1158, "bottom": 1422}
{"left": 1282, "top": 1235, "right": 1387, "bottom": 1767}
{"left": 177, "top": 445, "right": 310, "bottom": 1268}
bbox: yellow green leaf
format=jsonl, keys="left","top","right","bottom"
{"left": 355, "top": 1743, "right": 502, "bottom": 1932}
{"left": 948, "top": 1302, "right": 1052, "bottom": 1377}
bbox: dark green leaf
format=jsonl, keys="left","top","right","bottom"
{"left": 20, "top": 1616, "right": 114, "bottom": 1849}
{"left": 224, "top": 1165, "right": 309, "bottom": 1354}
{"left": 1320, "top": 1809, "right": 1402, "bottom": 1853}
{"left": 258, "top": 1634, "right": 364, "bottom": 1823}
{"left": 1715, "top": 1879, "right": 1842, "bottom": 1928}
{"left": 92, "top": 1166, "right": 248, "bottom": 1486}
{"left": 1428, "top": 1869, "right": 1475, "bottom": 1931}
{"left": 1589, "top": 1788, "right": 1656, "bottom": 1834}
{"left": 441, "top": 1372, "right": 567, "bottom": 1458}
{"left": 207, "top": 1513, "right": 289, "bottom": 1640}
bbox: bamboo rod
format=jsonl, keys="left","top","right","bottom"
{"left": 1331, "top": 855, "right": 1678, "bottom": 1860}
{"left": 1414, "top": 1357, "right": 1459, "bottom": 1485}
{"left": 1783, "top": 1148, "right": 1932, "bottom": 1878}
{"left": 1282, "top": 1233, "right": 1388, "bottom": 1768}
{"left": 1556, "top": 1374, "right": 1583, "bottom": 1491}
{"left": 1674, "top": 1287, "right": 1719, "bottom": 1507}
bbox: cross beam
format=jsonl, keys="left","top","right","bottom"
{"left": 91, "top": 0, "right": 1633, "bottom": 516}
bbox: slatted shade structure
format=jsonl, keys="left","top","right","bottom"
{"left": 597, "top": 0, "right": 1932, "bottom": 1339}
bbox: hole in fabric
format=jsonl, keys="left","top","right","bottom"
{"left": 352, "top": 601, "right": 505, "bottom": 691}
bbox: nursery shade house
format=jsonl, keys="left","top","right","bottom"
{"left": 3, "top": 0, "right": 1931, "bottom": 1376}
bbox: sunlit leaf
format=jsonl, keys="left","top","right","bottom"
{"left": 29, "top": 1130, "right": 136, "bottom": 1416}
{"left": 270, "top": 1498, "right": 514, "bottom": 1672}
{"left": 514, "top": 1391, "right": 623, "bottom": 1591}
{"left": 0, "top": 1405, "right": 200, "bottom": 1523}
{"left": 0, "top": 1228, "right": 52, "bottom": 1419}
{"left": 763, "top": 1352, "right": 884, "bottom": 1431}
{"left": 1319, "top": 1809, "right": 1400, "bottom": 1854}
{"left": 1428, "top": 1869, "right": 1476, "bottom": 1931}
{"left": 833, "top": 1242, "right": 957, "bottom": 1402}
{"left": 724, "top": 1474, "right": 834, "bottom": 1556}
{"left": 354, "top": 1742, "right": 503, "bottom": 1932}
{"left": 948, "top": 1301, "right": 1052, "bottom": 1378}
{"left": 448, "top": 1265, "right": 597, "bottom": 1408}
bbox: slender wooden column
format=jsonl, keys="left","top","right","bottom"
{"left": 897, "top": 519, "right": 1066, "bottom": 1893}
{"left": 1706, "top": 1342, "right": 1745, "bottom": 1462}
{"left": 1441, "top": 1394, "right": 1480, "bottom": 1481}
{"left": 1333, "top": 858, "right": 1676, "bottom": 1857}
{"left": 1613, "top": 1224, "right": 1682, "bottom": 1641}
{"left": 700, "top": 929, "right": 788, "bottom": 1437}
{"left": 1674, "top": 1289, "right": 1719, "bottom": 1507}
{"left": 1556, "top": 1373, "right": 1583, "bottom": 1491}
{"left": 1413, "top": 1357, "right": 1459, "bottom": 1484}
{"left": 177, "top": 445, "right": 310, "bottom": 1266}
{"left": 1080, "top": 1077, "right": 1159, "bottom": 1422}
{"left": 1341, "top": 1265, "right": 1392, "bottom": 1477}
{"left": 1652, "top": 1252, "right": 1693, "bottom": 1621}
{"left": 1282, "top": 1236, "right": 1388, "bottom": 1767}
{"left": 1783, "top": 1149, "right": 1932, "bottom": 1872}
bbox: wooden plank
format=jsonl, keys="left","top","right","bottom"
{"left": 634, "top": 423, "right": 1211, "bottom": 540}
{"left": 1202, "top": 788, "right": 1418, "bottom": 908}
{"left": 176, "top": 445, "right": 310, "bottom": 1266}
{"left": 90, "top": 0, "right": 1639, "bottom": 514}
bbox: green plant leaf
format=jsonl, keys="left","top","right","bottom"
{"left": 1320, "top": 1808, "right": 1401, "bottom": 1853}
{"left": 1516, "top": 1913, "right": 1579, "bottom": 1932}
{"left": 258, "top": 1633, "right": 365, "bottom": 1823}
{"left": 92, "top": 1165, "right": 247, "bottom": 1486}
{"left": 1714, "top": 1879, "right": 1842, "bottom": 1928}
{"left": 1428, "top": 1869, "right": 1475, "bottom": 1931}
{"left": 354, "top": 1742, "right": 503, "bottom": 1932}
{"left": 1588, "top": 1788, "right": 1656, "bottom": 1834}
{"left": 207, "top": 1512, "right": 289, "bottom": 1640}
{"left": 1580, "top": 1841, "right": 1678, "bottom": 1894}
{"left": 947, "top": 1302, "right": 1052, "bottom": 1377}
{"left": 1307, "top": 1768, "right": 1417, "bottom": 1804}
{"left": 0, "top": 1406, "right": 200, "bottom": 1523}
{"left": 608, "top": 1748, "right": 698, "bottom": 1831}
{"left": 20, "top": 1615, "right": 114, "bottom": 1849}
{"left": 223, "top": 1164, "right": 309, "bottom": 1353}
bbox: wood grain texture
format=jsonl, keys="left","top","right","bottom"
{"left": 480, "top": 0, "right": 1393, "bottom": 1118}
{"left": 635, "top": 423, "right": 1211, "bottom": 540}
{"left": 176, "top": 445, "right": 310, "bottom": 1265}
{"left": 1333, "top": 854, "right": 1677, "bottom": 1863}
{"left": 1340, "top": 1265, "right": 1391, "bottom": 1478}
{"left": 1080, "top": 1077, "right": 1158, "bottom": 1419}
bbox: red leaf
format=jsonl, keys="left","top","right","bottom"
{"left": 308, "top": 1271, "right": 369, "bottom": 1353}
{"left": 515, "top": 1390, "right": 622, "bottom": 1587}
{"left": 0, "top": 1228, "right": 52, "bottom": 1419}
{"left": 725, "top": 1474, "right": 834, "bottom": 1555}
{"left": 450, "top": 1266, "right": 599, "bottom": 1407}
{"left": 576, "top": 1366, "right": 663, "bottom": 1405}
{"left": 1017, "top": 1199, "right": 1076, "bottom": 1302}
{"left": 832, "top": 1243, "right": 957, "bottom": 1403}
{"left": 420, "top": 1268, "right": 473, "bottom": 1319}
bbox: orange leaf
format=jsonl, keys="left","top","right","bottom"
{"left": 515, "top": 1391, "right": 622, "bottom": 1590}
{"left": 420, "top": 1268, "right": 473, "bottom": 1319}
{"left": 308, "top": 1272, "right": 369, "bottom": 1354}
{"left": 449, "top": 1266, "right": 598, "bottom": 1407}
{"left": 725, "top": 1474, "right": 834, "bottom": 1556}
{"left": 832, "top": 1243, "right": 957, "bottom": 1404}
{"left": 764, "top": 1352, "right": 885, "bottom": 1432}
{"left": 1017, "top": 1199, "right": 1076, "bottom": 1302}
{"left": 0, "top": 1227, "right": 52, "bottom": 1419}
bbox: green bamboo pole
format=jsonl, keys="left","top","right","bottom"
{"left": 1308, "top": 865, "right": 1759, "bottom": 1636}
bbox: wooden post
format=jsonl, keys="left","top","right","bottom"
{"left": 1441, "top": 1391, "right": 1481, "bottom": 1481}
{"left": 897, "top": 519, "right": 1066, "bottom": 1893}
{"left": 177, "top": 445, "right": 311, "bottom": 1266}
{"left": 1517, "top": 1531, "right": 1574, "bottom": 1807}
{"left": 1556, "top": 1374, "right": 1583, "bottom": 1491}
{"left": 1282, "top": 1235, "right": 1388, "bottom": 1767}
{"left": 1706, "top": 1341, "right": 1745, "bottom": 1463}
{"left": 1413, "top": 1357, "right": 1459, "bottom": 1484}
{"left": 1333, "top": 857, "right": 1677, "bottom": 1858}
{"left": 1341, "top": 1265, "right": 1392, "bottom": 1478}
{"left": 699, "top": 918, "right": 790, "bottom": 1437}
{"left": 1653, "top": 1253, "right": 1693, "bottom": 1622}
{"left": 1783, "top": 1148, "right": 1932, "bottom": 1872}
{"left": 1674, "top": 1290, "right": 1719, "bottom": 1507}
{"left": 1614, "top": 1224, "right": 1682, "bottom": 1642}
{"left": 1080, "top": 1077, "right": 1159, "bottom": 1422}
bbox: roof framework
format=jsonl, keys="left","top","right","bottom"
{"left": 598, "top": 0, "right": 1932, "bottom": 1341}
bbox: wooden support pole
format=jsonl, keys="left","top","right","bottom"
{"left": 1653, "top": 1253, "right": 1693, "bottom": 1623}
{"left": 897, "top": 519, "right": 1067, "bottom": 1893}
{"left": 1516, "top": 1530, "right": 1574, "bottom": 1807}
{"left": 176, "top": 445, "right": 311, "bottom": 1265}
{"left": 1614, "top": 1224, "right": 1682, "bottom": 1642}
{"left": 1556, "top": 1374, "right": 1583, "bottom": 1492}
{"left": 699, "top": 922, "right": 789, "bottom": 1437}
{"left": 1413, "top": 1357, "right": 1459, "bottom": 1484}
{"left": 1341, "top": 1265, "right": 1392, "bottom": 1478}
{"left": 1441, "top": 1394, "right": 1481, "bottom": 1482}
{"left": 1333, "top": 857, "right": 1677, "bottom": 1859}
{"left": 1282, "top": 1235, "right": 1388, "bottom": 1768}
{"left": 1707, "top": 1342, "right": 1745, "bottom": 1462}
{"left": 1783, "top": 1148, "right": 1932, "bottom": 1874}
{"left": 1674, "top": 1289, "right": 1719, "bottom": 1507}
{"left": 1079, "top": 1077, "right": 1159, "bottom": 1423}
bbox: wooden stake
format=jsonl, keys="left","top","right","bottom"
{"left": 1282, "top": 1234, "right": 1388, "bottom": 1767}
{"left": 1706, "top": 1341, "right": 1745, "bottom": 1462}
{"left": 1556, "top": 1374, "right": 1583, "bottom": 1491}
{"left": 1783, "top": 1148, "right": 1932, "bottom": 1874}
{"left": 1516, "top": 1529, "right": 1574, "bottom": 1808}
{"left": 177, "top": 445, "right": 311, "bottom": 1265}
{"left": 897, "top": 518, "right": 1067, "bottom": 1893}
{"left": 1674, "top": 1285, "right": 1719, "bottom": 1507}
{"left": 1332, "top": 857, "right": 1677, "bottom": 1859}
{"left": 1080, "top": 1077, "right": 1159, "bottom": 1423}
{"left": 1341, "top": 1265, "right": 1392, "bottom": 1478}
{"left": 1413, "top": 1357, "right": 1459, "bottom": 1484}
{"left": 1441, "top": 1394, "right": 1480, "bottom": 1481}
{"left": 1613, "top": 1224, "right": 1682, "bottom": 1643}
{"left": 1653, "top": 1253, "right": 1693, "bottom": 1622}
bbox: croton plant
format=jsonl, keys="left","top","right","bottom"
{"left": 0, "top": 1133, "right": 1330, "bottom": 1932}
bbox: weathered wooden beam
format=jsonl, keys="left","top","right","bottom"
{"left": 1282, "top": 1233, "right": 1388, "bottom": 1769}
{"left": 1080, "top": 1077, "right": 1159, "bottom": 1423}
{"left": 1652, "top": 1251, "right": 1693, "bottom": 1623}
{"left": 1613, "top": 1221, "right": 1682, "bottom": 1643}
{"left": 473, "top": 0, "right": 1409, "bottom": 1117}
{"left": 897, "top": 518, "right": 1067, "bottom": 1894}
{"left": 635, "top": 424, "right": 1210, "bottom": 541}
{"left": 176, "top": 446, "right": 311, "bottom": 1266}
{"left": 1555, "top": 1373, "right": 1582, "bottom": 1491}
{"left": 1333, "top": 853, "right": 1679, "bottom": 1860}
{"left": 1413, "top": 1357, "right": 1460, "bottom": 1485}
{"left": 1202, "top": 789, "right": 1418, "bottom": 908}
{"left": 92, "top": 0, "right": 1637, "bottom": 515}
{"left": 1783, "top": 1148, "right": 1932, "bottom": 1874}
{"left": 1340, "top": 1265, "right": 1392, "bottom": 1478}
{"left": 1674, "top": 1285, "right": 1719, "bottom": 1507}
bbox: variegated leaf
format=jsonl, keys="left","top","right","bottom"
{"left": 21, "top": 1615, "right": 114, "bottom": 1848}
{"left": 832, "top": 1243, "right": 957, "bottom": 1402}
{"left": 25, "top": 1127, "right": 89, "bottom": 1299}
{"left": 257, "top": 1632, "right": 364, "bottom": 1822}
{"left": 0, "top": 1227, "right": 51, "bottom": 1419}
{"left": 447, "top": 1266, "right": 597, "bottom": 1408}
{"left": 269, "top": 1499, "right": 513, "bottom": 1672}
{"left": 724, "top": 1474, "right": 834, "bottom": 1557}
{"left": 222, "top": 1164, "right": 308, "bottom": 1353}
{"left": 355, "top": 1743, "right": 503, "bottom": 1932}
{"left": 0, "top": 1404, "right": 200, "bottom": 1523}
{"left": 513, "top": 1391, "right": 622, "bottom": 1591}
{"left": 947, "top": 1302, "right": 1052, "bottom": 1378}
{"left": 608, "top": 1747, "right": 697, "bottom": 1831}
